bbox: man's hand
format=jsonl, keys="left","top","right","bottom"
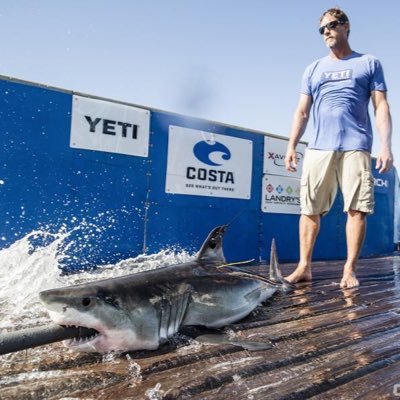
{"left": 375, "top": 149, "right": 393, "bottom": 173}
{"left": 285, "top": 148, "right": 298, "bottom": 172}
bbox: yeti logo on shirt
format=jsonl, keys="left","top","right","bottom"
{"left": 322, "top": 69, "right": 352, "bottom": 82}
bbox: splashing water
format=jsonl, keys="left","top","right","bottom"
{"left": 145, "top": 383, "right": 164, "bottom": 400}
{"left": 0, "top": 230, "right": 67, "bottom": 327}
{"left": 0, "top": 228, "right": 195, "bottom": 330}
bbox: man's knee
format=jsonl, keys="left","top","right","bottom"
{"left": 348, "top": 209, "right": 367, "bottom": 220}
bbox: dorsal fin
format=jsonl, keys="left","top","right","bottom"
{"left": 269, "top": 239, "right": 294, "bottom": 291}
{"left": 197, "top": 225, "right": 227, "bottom": 264}
{"left": 269, "top": 239, "right": 283, "bottom": 281}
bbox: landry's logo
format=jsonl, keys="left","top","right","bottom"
{"left": 266, "top": 184, "right": 299, "bottom": 195}
{"left": 186, "top": 140, "right": 234, "bottom": 184}
{"left": 265, "top": 183, "right": 300, "bottom": 204}
{"left": 193, "top": 140, "right": 231, "bottom": 166}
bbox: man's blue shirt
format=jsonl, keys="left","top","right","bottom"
{"left": 301, "top": 52, "right": 387, "bottom": 152}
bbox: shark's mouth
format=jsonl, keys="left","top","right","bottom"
{"left": 61, "top": 325, "right": 101, "bottom": 348}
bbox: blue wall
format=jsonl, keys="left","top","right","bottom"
{"left": 0, "top": 77, "right": 398, "bottom": 271}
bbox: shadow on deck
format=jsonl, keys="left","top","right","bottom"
{"left": 1, "top": 254, "right": 400, "bottom": 399}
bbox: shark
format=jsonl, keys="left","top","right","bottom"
{"left": 39, "top": 225, "right": 292, "bottom": 353}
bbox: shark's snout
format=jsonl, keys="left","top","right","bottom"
{"left": 39, "top": 289, "right": 52, "bottom": 304}
{"left": 39, "top": 289, "right": 74, "bottom": 311}
{"left": 39, "top": 289, "right": 62, "bottom": 309}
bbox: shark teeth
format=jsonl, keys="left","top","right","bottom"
{"left": 62, "top": 325, "right": 101, "bottom": 346}
{"left": 68, "top": 332, "right": 100, "bottom": 346}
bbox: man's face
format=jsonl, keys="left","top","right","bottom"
{"left": 319, "top": 14, "right": 348, "bottom": 49}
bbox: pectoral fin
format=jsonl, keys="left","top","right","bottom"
{"left": 195, "top": 333, "right": 272, "bottom": 351}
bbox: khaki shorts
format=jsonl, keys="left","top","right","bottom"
{"left": 300, "top": 149, "right": 374, "bottom": 216}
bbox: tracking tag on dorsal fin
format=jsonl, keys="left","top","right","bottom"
{"left": 197, "top": 225, "right": 227, "bottom": 264}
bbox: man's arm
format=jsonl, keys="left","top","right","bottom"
{"left": 371, "top": 90, "right": 393, "bottom": 173}
{"left": 285, "top": 94, "right": 313, "bottom": 172}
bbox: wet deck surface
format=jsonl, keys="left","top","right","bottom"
{"left": 1, "top": 254, "right": 400, "bottom": 399}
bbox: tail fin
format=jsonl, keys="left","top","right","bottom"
{"left": 269, "top": 239, "right": 294, "bottom": 291}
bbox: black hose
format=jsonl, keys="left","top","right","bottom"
{"left": 0, "top": 323, "right": 96, "bottom": 355}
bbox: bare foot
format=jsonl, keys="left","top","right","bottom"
{"left": 285, "top": 263, "right": 312, "bottom": 284}
{"left": 340, "top": 263, "right": 359, "bottom": 288}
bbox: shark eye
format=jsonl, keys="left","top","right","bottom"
{"left": 82, "top": 297, "right": 91, "bottom": 307}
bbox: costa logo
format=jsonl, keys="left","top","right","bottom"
{"left": 193, "top": 140, "right": 231, "bottom": 166}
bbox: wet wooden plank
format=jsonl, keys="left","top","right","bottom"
{"left": 310, "top": 360, "right": 400, "bottom": 399}
{"left": 183, "top": 329, "right": 400, "bottom": 400}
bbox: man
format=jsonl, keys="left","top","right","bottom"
{"left": 284, "top": 8, "right": 393, "bottom": 288}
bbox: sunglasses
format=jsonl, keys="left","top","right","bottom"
{"left": 319, "top": 20, "right": 345, "bottom": 35}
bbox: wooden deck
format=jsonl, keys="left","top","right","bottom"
{"left": 1, "top": 254, "right": 400, "bottom": 399}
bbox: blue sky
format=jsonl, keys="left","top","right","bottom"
{"left": 0, "top": 1, "right": 398, "bottom": 167}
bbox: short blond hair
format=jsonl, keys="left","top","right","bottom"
{"left": 320, "top": 8, "right": 349, "bottom": 23}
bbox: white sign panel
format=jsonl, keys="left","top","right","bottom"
{"left": 70, "top": 95, "right": 150, "bottom": 157}
{"left": 263, "top": 136, "right": 306, "bottom": 178}
{"left": 262, "top": 174, "right": 301, "bottom": 214}
{"left": 166, "top": 126, "right": 253, "bottom": 199}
